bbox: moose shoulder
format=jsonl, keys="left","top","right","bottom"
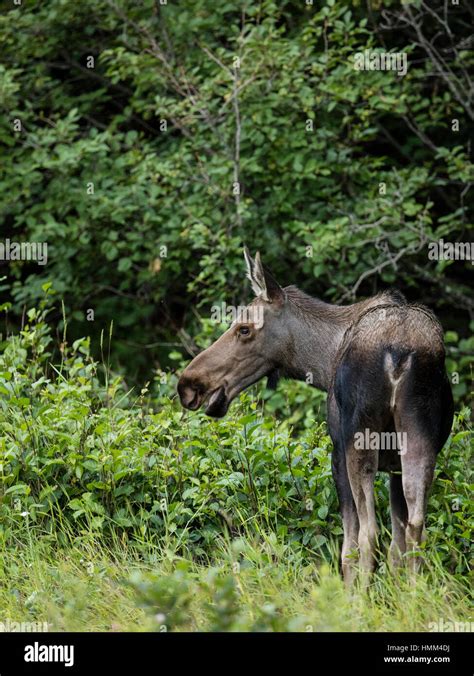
{"left": 177, "top": 249, "right": 454, "bottom": 584}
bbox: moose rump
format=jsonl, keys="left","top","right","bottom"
{"left": 328, "top": 303, "right": 454, "bottom": 581}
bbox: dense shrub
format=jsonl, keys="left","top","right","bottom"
{"left": 0, "top": 301, "right": 471, "bottom": 578}
{"left": 0, "top": 0, "right": 472, "bottom": 390}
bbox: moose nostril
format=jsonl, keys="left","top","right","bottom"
{"left": 177, "top": 378, "right": 202, "bottom": 409}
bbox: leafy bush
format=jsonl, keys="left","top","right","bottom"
{"left": 0, "top": 0, "right": 472, "bottom": 392}
{"left": 0, "top": 302, "right": 471, "bottom": 580}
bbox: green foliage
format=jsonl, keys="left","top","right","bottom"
{"left": 0, "top": 0, "right": 472, "bottom": 394}
{"left": 129, "top": 567, "right": 192, "bottom": 631}
{"left": 0, "top": 306, "right": 471, "bottom": 580}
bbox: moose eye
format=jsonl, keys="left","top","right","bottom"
{"left": 238, "top": 326, "right": 251, "bottom": 336}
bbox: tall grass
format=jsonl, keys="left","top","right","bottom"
{"left": 0, "top": 514, "right": 471, "bottom": 632}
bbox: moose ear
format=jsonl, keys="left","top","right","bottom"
{"left": 243, "top": 247, "right": 285, "bottom": 304}
{"left": 243, "top": 245, "right": 256, "bottom": 286}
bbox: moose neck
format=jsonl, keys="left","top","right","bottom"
{"left": 279, "top": 287, "right": 374, "bottom": 391}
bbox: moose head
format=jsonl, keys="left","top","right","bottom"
{"left": 177, "top": 248, "right": 294, "bottom": 417}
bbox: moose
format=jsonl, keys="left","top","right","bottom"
{"left": 177, "top": 249, "right": 454, "bottom": 584}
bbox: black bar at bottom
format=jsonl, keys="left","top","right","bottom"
{"left": 0, "top": 631, "right": 470, "bottom": 675}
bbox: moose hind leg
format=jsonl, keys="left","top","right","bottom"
{"left": 332, "top": 449, "right": 359, "bottom": 587}
{"left": 399, "top": 429, "right": 436, "bottom": 574}
{"left": 393, "top": 359, "right": 452, "bottom": 574}
{"left": 346, "top": 443, "right": 379, "bottom": 580}
{"left": 389, "top": 472, "right": 407, "bottom": 568}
